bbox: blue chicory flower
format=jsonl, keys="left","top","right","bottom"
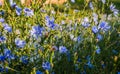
{"left": 45, "top": 16, "right": 57, "bottom": 29}
{"left": 59, "top": 46, "right": 68, "bottom": 53}
{"left": 42, "top": 62, "right": 51, "bottom": 70}
{"left": 0, "top": 18, "right": 5, "bottom": 23}
{"left": 92, "top": 26, "right": 99, "bottom": 34}
{"left": 15, "top": 38, "right": 26, "bottom": 48}
{"left": 113, "top": 10, "right": 119, "bottom": 17}
{"left": 9, "top": 0, "right": 14, "bottom": 6}
{"left": 0, "top": 55, "right": 5, "bottom": 62}
{"left": 0, "top": 36, "right": 6, "bottom": 42}
{"left": 98, "top": 21, "right": 111, "bottom": 32}
{"left": 77, "top": 36, "right": 81, "bottom": 43}
{"left": 24, "top": 8, "right": 34, "bottom": 17}
{"left": 89, "top": 2, "right": 94, "bottom": 10}
{"left": 110, "top": 4, "right": 116, "bottom": 12}
{"left": 15, "top": 6, "right": 22, "bottom": 16}
{"left": 82, "top": 17, "right": 90, "bottom": 28}
{"left": 118, "top": 72, "right": 120, "bottom": 74}
{"left": 96, "top": 46, "right": 101, "bottom": 54}
{"left": 36, "top": 70, "right": 43, "bottom": 74}
{"left": 110, "top": 4, "right": 119, "bottom": 17}
{"left": 11, "top": 3, "right": 16, "bottom": 8}
{"left": 97, "top": 34, "right": 103, "bottom": 41}
{"left": 20, "top": 56, "right": 28, "bottom": 64}
{"left": 102, "top": 64, "right": 105, "bottom": 69}
{"left": 3, "top": 48, "right": 16, "bottom": 60}
{"left": 30, "top": 25, "right": 44, "bottom": 39}
{"left": 3, "top": 23, "right": 12, "bottom": 32}
{"left": 77, "top": 58, "right": 81, "bottom": 62}
{"left": 4, "top": 49, "right": 11, "bottom": 58}
{"left": 87, "top": 61, "right": 93, "bottom": 68}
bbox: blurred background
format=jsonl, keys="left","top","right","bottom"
{"left": 70, "top": 0, "right": 120, "bottom": 9}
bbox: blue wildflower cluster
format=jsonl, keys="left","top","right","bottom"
{"left": 30, "top": 25, "right": 44, "bottom": 39}
{"left": 15, "top": 38, "right": 26, "bottom": 48}
{"left": 9, "top": 0, "right": 34, "bottom": 16}
{"left": 45, "top": 16, "right": 57, "bottom": 29}
{"left": 0, "top": 0, "right": 119, "bottom": 74}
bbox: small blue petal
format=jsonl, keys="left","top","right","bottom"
{"left": 0, "top": 55, "right": 5, "bottom": 62}
{"left": 20, "top": 56, "right": 28, "bottom": 64}
{"left": 96, "top": 48, "right": 101, "bottom": 54}
{"left": 59, "top": 46, "right": 68, "bottom": 53}
{"left": 15, "top": 38, "right": 26, "bottom": 48}
{"left": 98, "top": 21, "right": 111, "bottom": 32}
{"left": 0, "top": 18, "right": 5, "bottom": 23}
{"left": 89, "top": 2, "right": 94, "bottom": 10}
{"left": 3, "top": 23, "right": 12, "bottom": 32}
{"left": 45, "top": 16, "right": 57, "bottom": 29}
{"left": 0, "top": 36, "right": 6, "bottom": 42}
{"left": 24, "top": 8, "right": 34, "bottom": 17}
{"left": 42, "top": 62, "right": 51, "bottom": 70}
{"left": 15, "top": 6, "right": 22, "bottom": 16}
{"left": 92, "top": 26, "right": 99, "bottom": 34}
{"left": 36, "top": 70, "right": 43, "bottom": 74}
{"left": 97, "top": 34, "right": 103, "bottom": 41}
{"left": 82, "top": 17, "right": 90, "bottom": 28}
{"left": 30, "top": 25, "right": 43, "bottom": 39}
{"left": 118, "top": 72, "right": 120, "bottom": 74}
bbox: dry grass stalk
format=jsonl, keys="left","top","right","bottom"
{"left": 0, "top": 0, "right": 67, "bottom": 6}
{"left": 44, "top": 0, "right": 67, "bottom": 5}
